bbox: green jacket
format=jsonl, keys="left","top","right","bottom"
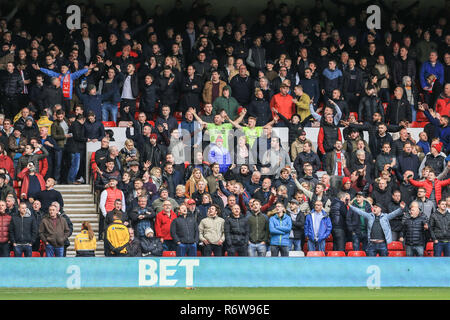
{"left": 247, "top": 212, "right": 270, "bottom": 243}
{"left": 212, "top": 86, "right": 240, "bottom": 120}
{"left": 51, "top": 120, "right": 67, "bottom": 148}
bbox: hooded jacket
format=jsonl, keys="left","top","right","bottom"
{"left": 304, "top": 209, "right": 332, "bottom": 242}
{"left": 212, "top": 85, "right": 240, "bottom": 120}
{"left": 269, "top": 213, "right": 292, "bottom": 246}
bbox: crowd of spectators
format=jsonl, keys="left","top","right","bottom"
{"left": 0, "top": 0, "right": 449, "bottom": 257}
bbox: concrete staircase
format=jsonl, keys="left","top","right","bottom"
{"left": 54, "top": 184, "right": 104, "bottom": 257}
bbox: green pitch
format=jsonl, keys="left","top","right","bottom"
{"left": 0, "top": 287, "right": 449, "bottom": 300}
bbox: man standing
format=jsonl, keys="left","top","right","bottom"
{"left": 286, "top": 199, "right": 305, "bottom": 252}
{"left": 399, "top": 201, "right": 428, "bottom": 257}
{"left": 0, "top": 200, "right": 11, "bottom": 257}
{"left": 9, "top": 202, "right": 37, "bottom": 257}
{"left": 330, "top": 192, "right": 350, "bottom": 252}
{"left": 269, "top": 202, "right": 292, "bottom": 257}
{"left": 39, "top": 204, "right": 70, "bottom": 257}
{"left": 224, "top": 204, "right": 250, "bottom": 256}
{"left": 170, "top": 204, "right": 199, "bottom": 257}
{"left": 99, "top": 177, "right": 126, "bottom": 239}
{"left": 198, "top": 204, "right": 225, "bottom": 256}
{"left": 304, "top": 200, "right": 332, "bottom": 252}
{"left": 429, "top": 199, "right": 450, "bottom": 256}
{"left": 247, "top": 199, "right": 269, "bottom": 257}
{"left": 36, "top": 178, "right": 64, "bottom": 212}
{"left": 349, "top": 200, "right": 405, "bottom": 256}
{"left": 155, "top": 200, "right": 177, "bottom": 251}
{"left": 65, "top": 114, "right": 87, "bottom": 184}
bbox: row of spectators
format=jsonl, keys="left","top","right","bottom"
{"left": 0, "top": 0, "right": 449, "bottom": 257}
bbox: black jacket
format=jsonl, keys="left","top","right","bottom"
{"left": 139, "top": 83, "right": 159, "bottom": 114}
{"left": 294, "top": 151, "right": 321, "bottom": 175}
{"left": 9, "top": 211, "right": 38, "bottom": 244}
{"left": 247, "top": 98, "right": 272, "bottom": 127}
{"left": 41, "top": 85, "right": 64, "bottom": 109}
{"left": 65, "top": 120, "right": 87, "bottom": 153}
{"left": 180, "top": 74, "right": 203, "bottom": 109}
{"left": 386, "top": 98, "right": 412, "bottom": 124}
{"left": 0, "top": 70, "right": 23, "bottom": 96}
{"left": 170, "top": 214, "right": 199, "bottom": 244}
{"left": 140, "top": 237, "right": 163, "bottom": 256}
{"left": 429, "top": 211, "right": 450, "bottom": 241}
{"left": 286, "top": 210, "right": 305, "bottom": 239}
{"left": 358, "top": 95, "right": 385, "bottom": 123}
{"left": 224, "top": 215, "right": 250, "bottom": 247}
{"left": 330, "top": 198, "right": 348, "bottom": 230}
{"left": 117, "top": 72, "right": 139, "bottom": 99}
{"left": 371, "top": 185, "right": 393, "bottom": 213}
{"left": 401, "top": 214, "right": 428, "bottom": 246}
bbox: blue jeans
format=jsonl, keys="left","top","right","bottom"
{"left": 270, "top": 245, "right": 289, "bottom": 257}
{"left": 434, "top": 241, "right": 450, "bottom": 257}
{"left": 308, "top": 239, "right": 326, "bottom": 252}
{"left": 102, "top": 103, "right": 118, "bottom": 122}
{"left": 13, "top": 244, "right": 32, "bottom": 257}
{"left": 46, "top": 244, "right": 64, "bottom": 257}
{"left": 352, "top": 232, "right": 368, "bottom": 251}
{"left": 405, "top": 245, "right": 424, "bottom": 256}
{"left": 176, "top": 243, "right": 197, "bottom": 257}
{"left": 411, "top": 104, "right": 417, "bottom": 122}
{"left": 366, "top": 241, "right": 388, "bottom": 257}
{"left": 54, "top": 150, "right": 63, "bottom": 182}
{"left": 68, "top": 153, "right": 80, "bottom": 183}
{"left": 289, "top": 239, "right": 302, "bottom": 251}
{"left": 248, "top": 242, "right": 267, "bottom": 256}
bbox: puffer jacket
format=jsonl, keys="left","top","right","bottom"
{"left": 141, "top": 236, "right": 163, "bottom": 256}
{"left": 0, "top": 70, "right": 23, "bottom": 96}
{"left": 0, "top": 213, "right": 11, "bottom": 243}
{"left": 247, "top": 212, "right": 270, "bottom": 243}
{"left": 224, "top": 215, "right": 250, "bottom": 247}
{"left": 329, "top": 198, "right": 348, "bottom": 230}
{"left": 9, "top": 209, "right": 38, "bottom": 244}
{"left": 170, "top": 214, "right": 199, "bottom": 244}
{"left": 409, "top": 178, "right": 450, "bottom": 204}
{"left": 39, "top": 215, "right": 70, "bottom": 247}
{"left": 429, "top": 211, "right": 450, "bottom": 241}
{"left": 401, "top": 213, "right": 428, "bottom": 246}
{"left": 269, "top": 213, "right": 292, "bottom": 246}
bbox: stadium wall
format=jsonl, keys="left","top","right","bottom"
{"left": 1, "top": 257, "right": 450, "bottom": 288}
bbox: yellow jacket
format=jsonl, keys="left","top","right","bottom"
{"left": 74, "top": 230, "right": 97, "bottom": 253}
{"left": 37, "top": 116, "right": 54, "bottom": 135}
{"left": 295, "top": 93, "right": 311, "bottom": 122}
{"left": 106, "top": 220, "right": 130, "bottom": 255}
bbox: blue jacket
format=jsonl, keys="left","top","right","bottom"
{"left": 40, "top": 68, "right": 89, "bottom": 100}
{"left": 420, "top": 61, "right": 444, "bottom": 89}
{"left": 424, "top": 109, "right": 450, "bottom": 152}
{"left": 304, "top": 210, "right": 332, "bottom": 242}
{"left": 269, "top": 213, "right": 292, "bottom": 246}
{"left": 76, "top": 87, "right": 114, "bottom": 121}
{"left": 349, "top": 205, "right": 404, "bottom": 244}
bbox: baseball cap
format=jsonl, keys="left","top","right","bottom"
{"left": 187, "top": 199, "right": 196, "bottom": 205}
{"left": 289, "top": 199, "right": 299, "bottom": 205}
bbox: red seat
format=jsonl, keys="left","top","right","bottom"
{"left": 162, "top": 251, "right": 176, "bottom": 257}
{"left": 174, "top": 111, "right": 183, "bottom": 121}
{"left": 388, "top": 251, "right": 406, "bottom": 257}
{"left": 302, "top": 243, "right": 308, "bottom": 253}
{"left": 326, "top": 251, "right": 346, "bottom": 257}
{"left": 102, "top": 121, "right": 116, "bottom": 127}
{"left": 9, "top": 251, "right": 14, "bottom": 257}
{"left": 345, "top": 242, "right": 353, "bottom": 252}
{"left": 326, "top": 234, "right": 333, "bottom": 242}
{"left": 348, "top": 251, "right": 366, "bottom": 257}
{"left": 197, "top": 250, "right": 202, "bottom": 257}
{"left": 306, "top": 251, "right": 325, "bottom": 257}
{"left": 426, "top": 242, "right": 434, "bottom": 251}
{"left": 387, "top": 241, "right": 404, "bottom": 251}
{"left": 325, "top": 242, "right": 333, "bottom": 252}
{"left": 32, "top": 252, "right": 40, "bottom": 257}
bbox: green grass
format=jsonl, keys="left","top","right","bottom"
{"left": 0, "top": 287, "right": 449, "bottom": 300}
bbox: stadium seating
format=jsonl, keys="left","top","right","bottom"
{"left": 306, "top": 251, "right": 325, "bottom": 257}
{"left": 387, "top": 241, "right": 404, "bottom": 251}
{"left": 345, "top": 242, "right": 353, "bottom": 252}
{"left": 162, "top": 251, "right": 176, "bottom": 257}
{"left": 325, "top": 242, "right": 333, "bottom": 252}
{"left": 347, "top": 251, "right": 366, "bottom": 257}
{"left": 197, "top": 250, "right": 202, "bottom": 257}
{"left": 326, "top": 234, "right": 333, "bottom": 242}
{"left": 102, "top": 121, "right": 116, "bottom": 127}
{"left": 388, "top": 251, "right": 406, "bottom": 257}
{"left": 326, "top": 251, "right": 346, "bottom": 257}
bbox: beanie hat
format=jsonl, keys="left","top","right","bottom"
{"left": 342, "top": 177, "right": 351, "bottom": 185}
{"left": 433, "top": 143, "right": 443, "bottom": 154}
{"left": 145, "top": 227, "right": 154, "bottom": 235}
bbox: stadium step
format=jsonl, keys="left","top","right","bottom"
{"left": 57, "top": 184, "right": 104, "bottom": 257}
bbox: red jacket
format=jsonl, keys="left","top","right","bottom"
{"left": 17, "top": 168, "right": 45, "bottom": 199}
{"left": 409, "top": 178, "right": 450, "bottom": 203}
{"left": 270, "top": 93, "right": 295, "bottom": 119}
{"left": 35, "top": 150, "right": 48, "bottom": 177}
{"left": 0, "top": 213, "right": 11, "bottom": 243}
{"left": 436, "top": 95, "right": 450, "bottom": 117}
{"left": 0, "top": 154, "right": 14, "bottom": 179}
{"left": 155, "top": 210, "right": 177, "bottom": 240}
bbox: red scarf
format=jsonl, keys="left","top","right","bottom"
{"left": 59, "top": 74, "right": 71, "bottom": 98}
{"left": 336, "top": 152, "right": 343, "bottom": 176}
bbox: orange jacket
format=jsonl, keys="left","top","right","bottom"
{"left": 270, "top": 93, "right": 295, "bottom": 119}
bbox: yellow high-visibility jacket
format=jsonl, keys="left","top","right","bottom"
{"left": 106, "top": 220, "right": 130, "bottom": 255}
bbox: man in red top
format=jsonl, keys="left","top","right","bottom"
{"left": 99, "top": 176, "right": 125, "bottom": 239}
{"left": 155, "top": 200, "right": 177, "bottom": 251}
{"left": 407, "top": 170, "right": 450, "bottom": 206}
{"left": 0, "top": 200, "right": 11, "bottom": 257}
{"left": 435, "top": 83, "right": 450, "bottom": 117}
{"left": 270, "top": 83, "right": 294, "bottom": 119}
